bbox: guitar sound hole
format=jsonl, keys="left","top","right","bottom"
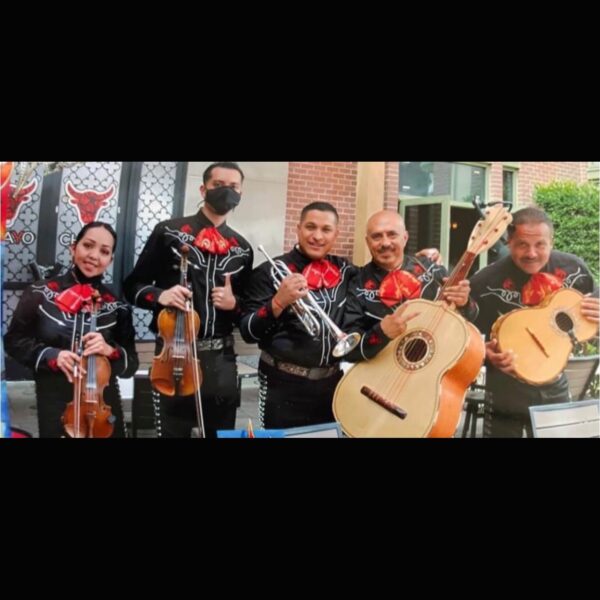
{"left": 555, "top": 312, "right": 574, "bottom": 332}
{"left": 396, "top": 331, "right": 435, "bottom": 371}
{"left": 404, "top": 339, "right": 428, "bottom": 363}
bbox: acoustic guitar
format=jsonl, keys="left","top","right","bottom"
{"left": 333, "top": 205, "right": 512, "bottom": 438}
{"left": 492, "top": 288, "right": 598, "bottom": 385}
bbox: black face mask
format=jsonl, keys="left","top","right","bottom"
{"left": 204, "top": 187, "right": 241, "bottom": 216}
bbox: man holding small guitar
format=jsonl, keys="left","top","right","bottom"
{"left": 470, "top": 207, "right": 599, "bottom": 437}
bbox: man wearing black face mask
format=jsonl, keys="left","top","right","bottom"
{"left": 124, "top": 162, "right": 254, "bottom": 438}
{"left": 205, "top": 185, "right": 241, "bottom": 215}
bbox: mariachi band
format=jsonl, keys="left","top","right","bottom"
{"left": 4, "top": 163, "right": 599, "bottom": 438}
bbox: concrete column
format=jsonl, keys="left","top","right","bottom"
{"left": 353, "top": 162, "right": 386, "bottom": 266}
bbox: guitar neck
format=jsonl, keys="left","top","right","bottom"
{"left": 439, "top": 204, "right": 512, "bottom": 298}
{"left": 441, "top": 251, "right": 477, "bottom": 293}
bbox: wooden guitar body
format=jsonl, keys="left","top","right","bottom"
{"left": 492, "top": 288, "right": 598, "bottom": 385}
{"left": 333, "top": 299, "right": 485, "bottom": 437}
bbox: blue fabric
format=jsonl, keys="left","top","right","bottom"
{"left": 217, "top": 429, "right": 286, "bottom": 438}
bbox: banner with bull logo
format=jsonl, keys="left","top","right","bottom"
{"left": 56, "top": 163, "right": 121, "bottom": 283}
{"left": 2, "top": 161, "right": 180, "bottom": 341}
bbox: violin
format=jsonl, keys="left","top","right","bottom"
{"left": 151, "top": 246, "right": 203, "bottom": 398}
{"left": 62, "top": 291, "right": 115, "bottom": 438}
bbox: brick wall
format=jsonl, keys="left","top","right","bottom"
{"left": 513, "top": 161, "right": 585, "bottom": 206}
{"left": 489, "top": 163, "right": 504, "bottom": 202}
{"left": 286, "top": 161, "right": 588, "bottom": 258}
{"left": 286, "top": 162, "right": 357, "bottom": 258}
{"left": 477, "top": 162, "right": 587, "bottom": 209}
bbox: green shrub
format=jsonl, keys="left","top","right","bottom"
{"left": 534, "top": 181, "right": 599, "bottom": 283}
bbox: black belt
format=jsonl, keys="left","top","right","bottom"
{"left": 260, "top": 351, "right": 339, "bottom": 381}
{"left": 196, "top": 335, "right": 234, "bottom": 351}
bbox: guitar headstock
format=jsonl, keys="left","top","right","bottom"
{"left": 467, "top": 203, "right": 513, "bottom": 257}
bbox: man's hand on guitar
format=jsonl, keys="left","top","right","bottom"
{"left": 486, "top": 339, "right": 517, "bottom": 377}
{"left": 581, "top": 295, "right": 600, "bottom": 323}
{"left": 442, "top": 279, "right": 471, "bottom": 308}
{"left": 381, "top": 307, "right": 420, "bottom": 339}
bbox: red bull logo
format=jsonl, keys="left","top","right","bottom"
{"left": 4, "top": 179, "right": 38, "bottom": 228}
{"left": 65, "top": 181, "right": 116, "bottom": 225}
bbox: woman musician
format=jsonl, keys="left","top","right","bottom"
{"left": 4, "top": 222, "right": 139, "bottom": 438}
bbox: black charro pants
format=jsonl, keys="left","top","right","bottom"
{"left": 483, "top": 371, "right": 570, "bottom": 438}
{"left": 258, "top": 360, "right": 343, "bottom": 430}
{"left": 154, "top": 347, "right": 238, "bottom": 438}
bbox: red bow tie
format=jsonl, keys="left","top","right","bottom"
{"left": 194, "top": 227, "right": 231, "bottom": 255}
{"left": 521, "top": 272, "right": 563, "bottom": 306}
{"left": 55, "top": 284, "right": 94, "bottom": 314}
{"left": 379, "top": 270, "right": 421, "bottom": 308}
{"left": 302, "top": 260, "right": 341, "bottom": 290}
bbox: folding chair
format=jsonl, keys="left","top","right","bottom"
{"left": 564, "top": 355, "right": 599, "bottom": 400}
{"left": 529, "top": 399, "right": 600, "bottom": 438}
{"left": 283, "top": 422, "right": 344, "bottom": 438}
{"left": 460, "top": 385, "right": 488, "bottom": 438}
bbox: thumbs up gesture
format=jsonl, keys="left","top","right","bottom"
{"left": 212, "top": 273, "right": 237, "bottom": 311}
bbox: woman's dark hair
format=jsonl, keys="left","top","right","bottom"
{"left": 74, "top": 221, "right": 118, "bottom": 252}
{"left": 203, "top": 162, "right": 245, "bottom": 184}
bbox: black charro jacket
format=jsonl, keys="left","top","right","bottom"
{"left": 4, "top": 267, "right": 139, "bottom": 381}
{"left": 123, "top": 211, "right": 253, "bottom": 339}
{"left": 239, "top": 247, "right": 358, "bottom": 368}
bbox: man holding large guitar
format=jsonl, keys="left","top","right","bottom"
{"left": 333, "top": 210, "right": 490, "bottom": 438}
{"left": 341, "top": 210, "right": 476, "bottom": 364}
{"left": 470, "top": 207, "right": 599, "bottom": 437}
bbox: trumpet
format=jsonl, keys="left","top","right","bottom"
{"left": 257, "top": 245, "right": 361, "bottom": 358}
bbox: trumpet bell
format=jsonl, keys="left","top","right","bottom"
{"left": 332, "top": 332, "right": 361, "bottom": 358}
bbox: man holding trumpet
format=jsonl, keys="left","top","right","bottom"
{"left": 240, "top": 203, "right": 442, "bottom": 429}
{"left": 240, "top": 202, "right": 353, "bottom": 429}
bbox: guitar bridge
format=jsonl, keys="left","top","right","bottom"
{"left": 361, "top": 386, "right": 407, "bottom": 420}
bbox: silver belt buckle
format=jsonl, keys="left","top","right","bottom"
{"left": 261, "top": 352, "right": 337, "bottom": 380}
{"left": 284, "top": 362, "right": 310, "bottom": 378}
{"left": 307, "top": 366, "right": 338, "bottom": 380}
{"left": 198, "top": 338, "right": 224, "bottom": 351}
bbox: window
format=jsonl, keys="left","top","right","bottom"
{"left": 404, "top": 204, "right": 442, "bottom": 255}
{"left": 399, "top": 162, "right": 486, "bottom": 203}
{"left": 399, "top": 162, "right": 437, "bottom": 197}
{"left": 503, "top": 168, "right": 516, "bottom": 207}
{"left": 454, "top": 163, "right": 485, "bottom": 203}
{"left": 399, "top": 162, "right": 490, "bottom": 273}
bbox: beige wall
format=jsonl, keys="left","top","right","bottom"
{"left": 185, "top": 162, "right": 289, "bottom": 267}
